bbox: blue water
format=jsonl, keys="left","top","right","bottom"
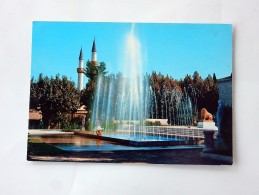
{"left": 102, "top": 133, "right": 184, "bottom": 142}
{"left": 54, "top": 143, "right": 202, "bottom": 152}
{"left": 36, "top": 135, "right": 202, "bottom": 152}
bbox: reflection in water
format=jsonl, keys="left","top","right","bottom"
{"left": 33, "top": 135, "right": 109, "bottom": 146}
{"left": 95, "top": 140, "right": 103, "bottom": 147}
{"left": 31, "top": 135, "right": 202, "bottom": 152}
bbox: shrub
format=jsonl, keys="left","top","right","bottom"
{"left": 57, "top": 115, "right": 80, "bottom": 131}
{"left": 56, "top": 115, "right": 69, "bottom": 129}
{"left": 154, "top": 121, "right": 161, "bottom": 126}
{"left": 144, "top": 121, "right": 154, "bottom": 126}
{"left": 63, "top": 122, "right": 80, "bottom": 131}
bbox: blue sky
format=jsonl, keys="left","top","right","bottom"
{"left": 31, "top": 22, "right": 232, "bottom": 84}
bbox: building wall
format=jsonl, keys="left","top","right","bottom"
{"left": 219, "top": 79, "right": 232, "bottom": 107}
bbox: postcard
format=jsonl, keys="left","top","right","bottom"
{"left": 28, "top": 22, "right": 232, "bottom": 164}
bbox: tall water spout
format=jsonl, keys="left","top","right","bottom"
{"left": 91, "top": 24, "right": 150, "bottom": 133}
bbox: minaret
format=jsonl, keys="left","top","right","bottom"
{"left": 91, "top": 38, "right": 98, "bottom": 66}
{"left": 77, "top": 47, "right": 84, "bottom": 91}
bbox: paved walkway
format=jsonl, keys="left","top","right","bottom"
{"left": 28, "top": 129, "right": 74, "bottom": 136}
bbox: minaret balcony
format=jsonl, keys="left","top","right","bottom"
{"left": 77, "top": 68, "right": 84, "bottom": 73}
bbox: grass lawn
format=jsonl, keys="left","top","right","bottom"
{"left": 27, "top": 138, "right": 67, "bottom": 157}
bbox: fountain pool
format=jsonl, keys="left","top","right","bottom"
{"left": 31, "top": 134, "right": 202, "bottom": 152}
{"left": 89, "top": 24, "right": 217, "bottom": 144}
{"left": 74, "top": 131, "right": 202, "bottom": 147}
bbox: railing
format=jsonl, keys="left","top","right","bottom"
{"left": 116, "top": 125, "right": 218, "bottom": 139}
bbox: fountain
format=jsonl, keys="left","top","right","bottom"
{"left": 149, "top": 86, "right": 197, "bottom": 126}
{"left": 91, "top": 24, "right": 150, "bottom": 136}
{"left": 86, "top": 24, "right": 217, "bottom": 146}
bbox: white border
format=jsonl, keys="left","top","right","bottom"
{"left": 1, "top": 0, "right": 259, "bottom": 194}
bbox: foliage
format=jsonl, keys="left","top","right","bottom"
{"left": 179, "top": 72, "right": 219, "bottom": 116}
{"left": 62, "top": 122, "right": 80, "bottom": 131}
{"left": 98, "top": 62, "right": 108, "bottom": 76}
{"left": 144, "top": 121, "right": 154, "bottom": 126}
{"left": 80, "top": 80, "right": 96, "bottom": 112}
{"left": 154, "top": 121, "right": 161, "bottom": 126}
{"left": 144, "top": 121, "right": 161, "bottom": 126}
{"left": 202, "top": 74, "right": 219, "bottom": 115}
{"left": 84, "top": 60, "right": 98, "bottom": 80}
{"left": 30, "top": 74, "right": 80, "bottom": 128}
{"left": 213, "top": 73, "right": 217, "bottom": 83}
{"left": 80, "top": 61, "right": 107, "bottom": 111}
{"left": 150, "top": 71, "right": 217, "bottom": 125}
{"left": 56, "top": 115, "right": 69, "bottom": 129}
{"left": 149, "top": 71, "right": 183, "bottom": 123}
{"left": 56, "top": 115, "right": 81, "bottom": 131}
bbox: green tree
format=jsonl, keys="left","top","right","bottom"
{"left": 80, "top": 61, "right": 107, "bottom": 111}
{"left": 191, "top": 71, "right": 204, "bottom": 115}
{"left": 213, "top": 73, "right": 217, "bottom": 83}
{"left": 99, "top": 62, "right": 108, "bottom": 76}
{"left": 30, "top": 74, "right": 80, "bottom": 128}
{"left": 84, "top": 60, "right": 98, "bottom": 80}
{"left": 202, "top": 74, "right": 219, "bottom": 116}
{"left": 29, "top": 76, "right": 39, "bottom": 109}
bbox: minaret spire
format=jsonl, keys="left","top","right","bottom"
{"left": 77, "top": 47, "right": 84, "bottom": 91}
{"left": 92, "top": 38, "right": 96, "bottom": 52}
{"left": 91, "top": 38, "right": 98, "bottom": 66}
{"left": 79, "top": 46, "right": 83, "bottom": 60}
